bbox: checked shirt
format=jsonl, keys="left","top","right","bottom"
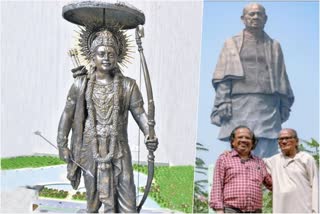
{"left": 210, "top": 150, "right": 272, "bottom": 212}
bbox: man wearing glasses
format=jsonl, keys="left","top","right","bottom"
{"left": 265, "top": 128, "right": 319, "bottom": 213}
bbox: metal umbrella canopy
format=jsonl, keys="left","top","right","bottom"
{"left": 62, "top": 1, "right": 145, "bottom": 28}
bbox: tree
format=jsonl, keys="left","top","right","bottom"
{"left": 193, "top": 142, "right": 209, "bottom": 213}
{"left": 300, "top": 138, "right": 319, "bottom": 166}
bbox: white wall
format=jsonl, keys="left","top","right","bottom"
{"left": 1, "top": 0, "right": 203, "bottom": 166}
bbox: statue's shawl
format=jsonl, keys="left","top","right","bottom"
{"left": 212, "top": 31, "right": 294, "bottom": 106}
{"left": 67, "top": 75, "right": 87, "bottom": 189}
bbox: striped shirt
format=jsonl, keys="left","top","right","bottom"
{"left": 210, "top": 150, "right": 272, "bottom": 212}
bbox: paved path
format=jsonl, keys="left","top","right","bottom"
{"left": 1, "top": 165, "right": 166, "bottom": 212}
{"left": 34, "top": 198, "right": 171, "bottom": 213}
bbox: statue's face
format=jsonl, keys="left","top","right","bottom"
{"left": 231, "top": 128, "right": 254, "bottom": 156}
{"left": 241, "top": 4, "right": 267, "bottom": 31}
{"left": 93, "top": 45, "right": 118, "bottom": 72}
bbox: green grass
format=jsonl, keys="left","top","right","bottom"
{"left": 0, "top": 156, "right": 65, "bottom": 170}
{"left": 134, "top": 164, "right": 194, "bottom": 213}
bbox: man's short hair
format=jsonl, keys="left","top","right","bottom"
{"left": 288, "top": 128, "right": 298, "bottom": 140}
{"left": 229, "top": 125, "right": 257, "bottom": 149}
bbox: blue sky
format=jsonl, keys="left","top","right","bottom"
{"left": 196, "top": 1, "right": 319, "bottom": 168}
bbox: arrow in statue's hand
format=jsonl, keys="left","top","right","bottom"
{"left": 33, "top": 130, "right": 94, "bottom": 178}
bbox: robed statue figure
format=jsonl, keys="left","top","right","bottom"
{"left": 57, "top": 3, "right": 158, "bottom": 212}
{"left": 211, "top": 3, "right": 294, "bottom": 158}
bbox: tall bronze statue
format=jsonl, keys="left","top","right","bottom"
{"left": 211, "top": 3, "right": 294, "bottom": 158}
{"left": 56, "top": 2, "right": 158, "bottom": 213}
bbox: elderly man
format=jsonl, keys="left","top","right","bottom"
{"left": 211, "top": 3, "right": 294, "bottom": 158}
{"left": 210, "top": 126, "right": 272, "bottom": 213}
{"left": 264, "top": 128, "right": 319, "bottom": 213}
